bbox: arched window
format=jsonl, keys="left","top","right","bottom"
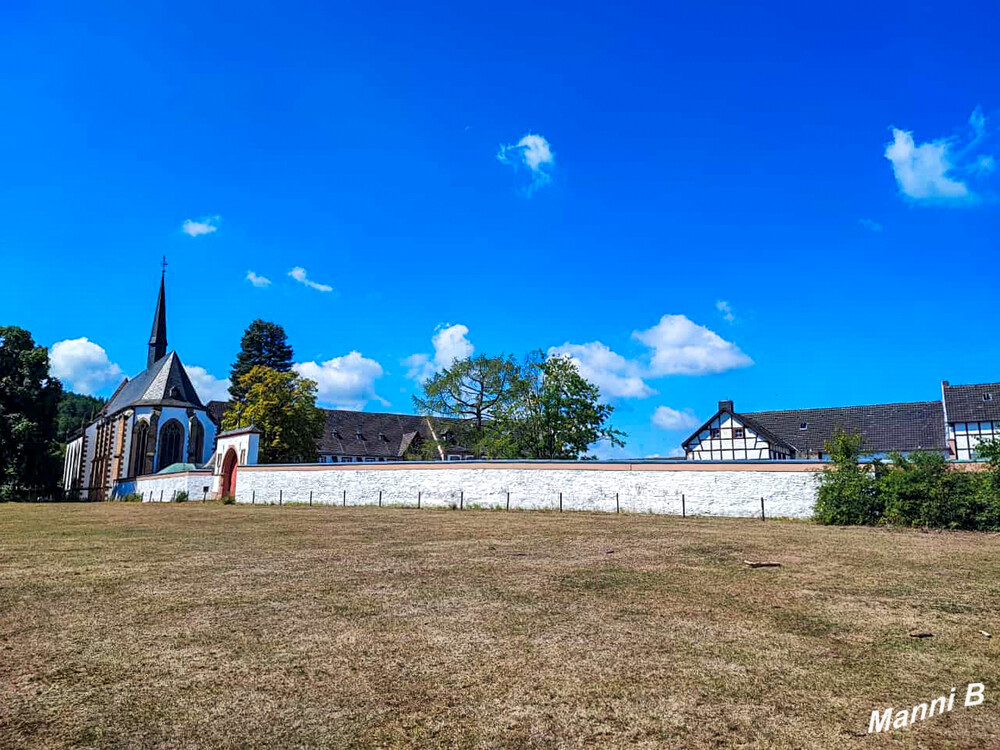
{"left": 131, "top": 420, "right": 150, "bottom": 476}
{"left": 188, "top": 419, "right": 204, "bottom": 463}
{"left": 156, "top": 419, "right": 184, "bottom": 471}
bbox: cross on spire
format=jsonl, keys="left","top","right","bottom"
{"left": 161, "top": 255, "right": 168, "bottom": 275}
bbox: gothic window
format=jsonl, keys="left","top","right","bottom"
{"left": 157, "top": 419, "right": 184, "bottom": 470}
{"left": 188, "top": 419, "right": 204, "bottom": 463}
{"left": 131, "top": 421, "right": 149, "bottom": 476}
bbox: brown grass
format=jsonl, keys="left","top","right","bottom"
{"left": 0, "top": 504, "right": 997, "bottom": 749}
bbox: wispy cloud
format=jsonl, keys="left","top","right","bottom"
{"left": 497, "top": 133, "right": 555, "bottom": 194}
{"left": 246, "top": 270, "right": 272, "bottom": 287}
{"left": 294, "top": 352, "right": 388, "bottom": 410}
{"left": 49, "top": 338, "right": 123, "bottom": 395}
{"left": 858, "top": 218, "right": 883, "bottom": 232}
{"left": 288, "top": 266, "right": 333, "bottom": 292}
{"left": 404, "top": 324, "right": 474, "bottom": 382}
{"left": 884, "top": 107, "right": 996, "bottom": 204}
{"left": 651, "top": 406, "right": 700, "bottom": 431}
{"left": 182, "top": 215, "right": 221, "bottom": 237}
{"left": 716, "top": 300, "right": 736, "bottom": 323}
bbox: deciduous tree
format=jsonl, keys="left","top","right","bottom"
{"left": 222, "top": 366, "right": 325, "bottom": 464}
{"left": 0, "top": 327, "right": 63, "bottom": 497}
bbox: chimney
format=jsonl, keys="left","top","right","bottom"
{"left": 718, "top": 400, "right": 734, "bottom": 413}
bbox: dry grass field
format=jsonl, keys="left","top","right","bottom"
{"left": 0, "top": 503, "right": 997, "bottom": 749}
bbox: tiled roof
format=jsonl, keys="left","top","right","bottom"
{"left": 101, "top": 352, "right": 205, "bottom": 416}
{"left": 743, "top": 401, "right": 946, "bottom": 455}
{"left": 942, "top": 382, "right": 1000, "bottom": 424}
{"left": 205, "top": 401, "right": 469, "bottom": 459}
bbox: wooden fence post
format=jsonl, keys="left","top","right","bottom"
{"left": 279, "top": 489, "right": 283, "bottom": 506}
{"left": 760, "top": 496, "right": 765, "bottom": 521}
{"left": 559, "top": 492, "right": 562, "bottom": 513}
{"left": 616, "top": 492, "right": 619, "bottom": 514}
{"left": 343, "top": 489, "right": 347, "bottom": 507}
{"left": 682, "top": 493, "right": 686, "bottom": 518}
{"left": 159, "top": 490, "right": 163, "bottom": 503}
{"left": 460, "top": 490, "right": 464, "bottom": 511}
{"left": 418, "top": 491, "right": 421, "bottom": 509}
{"left": 309, "top": 490, "right": 313, "bottom": 506}
{"left": 506, "top": 491, "right": 510, "bottom": 511}
{"left": 378, "top": 490, "right": 382, "bottom": 508}
{"left": 251, "top": 489, "right": 255, "bottom": 505}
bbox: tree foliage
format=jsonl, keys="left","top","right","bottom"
{"left": 228, "top": 320, "right": 294, "bottom": 401}
{"left": 56, "top": 392, "right": 105, "bottom": 442}
{"left": 0, "top": 327, "right": 63, "bottom": 497}
{"left": 221, "top": 366, "right": 325, "bottom": 464}
{"left": 413, "top": 351, "right": 625, "bottom": 460}
{"left": 815, "top": 431, "right": 1000, "bottom": 530}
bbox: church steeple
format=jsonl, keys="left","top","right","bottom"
{"left": 147, "top": 258, "right": 168, "bottom": 368}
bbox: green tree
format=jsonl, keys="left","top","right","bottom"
{"left": 222, "top": 366, "right": 325, "bottom": 463}
{"left": 0, "top": 327, "right": 63, "bottom": 498}
{"left": 813, "top": 429, "right": 882, "bottom": 525}
{"left": 501, "top": 352, "right": 625, "bottom": 459}
{"left": 412, "top": 353, "right": 522, "bottom": 457}
{"left": 56, "top": 392, "right": 106, "bottom": 442}
{"left": 228, "top": 320, "right": 294, "bottom": 402}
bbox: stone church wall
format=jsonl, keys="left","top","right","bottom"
{"left": 232, "top": 461, "right": 822, "bottom": 518}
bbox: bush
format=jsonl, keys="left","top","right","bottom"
{"left": 222, "top": 495, "right": 235, "bottom": 505}
{"left": 174, "top": 491, "right": 188, "bottom": 503}
{"left": 815, "top": 433, "right": 1000, "bottom": 531}
{"left": 119, "top": 492, "right": 143, "bottom": 503}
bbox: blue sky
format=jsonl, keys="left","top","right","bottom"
{"left": 2, "top": 0, "right": 998, "bottom": 457}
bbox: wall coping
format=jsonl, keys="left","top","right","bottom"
{"left": 128, "top": 470, "right": 214, "bottom": 482}
{"left": 238, "top": 460, "right": 827, "bottom": 473}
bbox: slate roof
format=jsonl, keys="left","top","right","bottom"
{"left": 204, "top": 401, "right": 469, "bottom": 459}
{"left": 743, "top": 400, "right": 946, "bottom": 455}
{"left": 101, "top": 352, "right": 205, "bottom": 417}
{"left": 942, "top": 382, "right": 1000, "bottom": 424}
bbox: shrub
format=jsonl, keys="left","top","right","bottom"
{"left": 119, "top": 492, "right": 143, "bottom": 503}
{"left": 222, "top": 495, "right": 236, "bottom": 505}
{"left": 174, "top": 491, "right": 188, "bottom": 503}
{"left": 815, "top": 432, "right": 1000, "bottom": 531}
{"left": 814, "top": 430, "right": 882, "bottom": 525}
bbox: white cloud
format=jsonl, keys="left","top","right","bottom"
{"left": 50, "top": 338, "right": 123, "bottom": 395}
{"left": 884, "top": 129, "right": 969, "bottom": 201}
{"left": 716, "top": 300, "right": 736, "bottom": 323}
{"left": 294, "top": 352, "right": 388, "bottom": 410}
{"left": 651, "top": 406, "right": 700, "bottom": 431}
{"left": 404, "top": 323, "right": 474, "bottom": 382}
{"left": 632, "top": 314, "right": 753, "bottom": 376}
{"left": 547, "top": 341, "right": 654, "bottom": 398}
{"left": 288, "top": 266, "right": 333, "bottom": 292}
{"left": 246, "top": 270, "right": 271, "bottom": 287}
{"left": 182, "top": 215, "right": 221, "bottom": 237}
{"left": 858, "top": 218, "right": 883, "bottom": 232}
{"left": 497, "top": 133, "right": 555, "bottom": 194}
{"left": 884, "top": 109, "right": 998, "bottom": 204}
{"left": 184, "top": 365, "right": 231, "bottom": 403}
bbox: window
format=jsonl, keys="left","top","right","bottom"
{"left": 130, "top": 420, "right": 149, "bottom": 476}
{"left": 188, "top": 419, "right": 204, "bottom": 463}
{"left": 985, "top": 393, "right": 994, "bottom": 402}
{"left": 340, "top": 456, "right": 353, "bottom": 463}
{"left": 733, "top": 427, "right": 744, "bottom": 439}
{"left": 799, "top": 422, "right": 809, "bottom": 430}
{"left": 156, "top": 420, "right": 184, "bottom": 470}
{"left": 710, "top": 428, "right": 721, "bottom": 439}
{"left": 364, "top": 457, "right": 377, "bottom": 462}
{"left": 447, "top": 454, "right": 462, "bottom": 461}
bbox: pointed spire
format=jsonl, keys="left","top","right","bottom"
{"left": 147, "top": 258, "right": 168, "bottom": 368}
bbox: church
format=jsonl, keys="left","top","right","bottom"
{"left": 62, "top": 272, "right": 219, "bottom": 499}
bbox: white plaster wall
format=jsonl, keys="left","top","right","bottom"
{"left": 115, "top": 472, "right": 215, "bottom": 502}
{"left": 233, "top": 464, "right": 821, "bottom": 518}
{"left": 62, "top": 436, "right": 83, "bottom": 491}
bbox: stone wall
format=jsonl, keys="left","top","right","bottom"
{"left": 233, "top": 461, "right": 823, "bottom": 518}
